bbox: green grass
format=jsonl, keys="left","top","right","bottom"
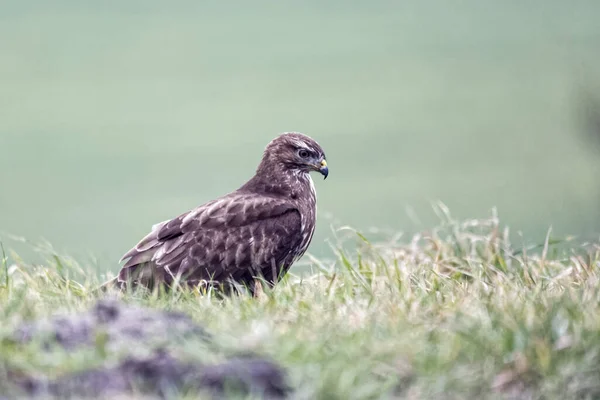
{"left": 1, "top": 211, "right": 600, "bottom": 399}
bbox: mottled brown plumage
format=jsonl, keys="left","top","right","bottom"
{"left": 108, "top": 132, "right": 328, "bottom": 293}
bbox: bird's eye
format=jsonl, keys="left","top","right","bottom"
{"left": 298, "top": 149, "right": 310, "bottom": 159}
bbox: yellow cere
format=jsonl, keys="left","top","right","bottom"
{"left": 320, "top": 160, "right": 327, "bottom": 168}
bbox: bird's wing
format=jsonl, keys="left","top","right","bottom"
{"left": 117, "top": 192, "right": 302, "bottom": 286}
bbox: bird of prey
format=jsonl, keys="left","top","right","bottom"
{"left": 105, "top": 132, "right": 328, "bottom": 294}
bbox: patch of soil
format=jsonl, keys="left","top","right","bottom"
{"left": 18, "top": 351, "right": 288, "bottom": 399}
{"left": 13, "top": 298, "right": 209, "bottom": 350}
{"left": 4, "top": 299, "right": 289, "bottom": 399}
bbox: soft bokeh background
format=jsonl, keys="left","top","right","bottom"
{"left": 1, "top": 1, "right": 600, "bottom": 274}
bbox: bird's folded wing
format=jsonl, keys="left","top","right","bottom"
{"left": 118, "top": 193, "right": 301, "bottom": 283}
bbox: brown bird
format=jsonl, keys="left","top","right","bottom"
{"left": 104, "top": 132, "right": 328, "bottom": 294}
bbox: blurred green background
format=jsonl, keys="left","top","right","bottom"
{"left": 1, "top": 1, "right": 600, "bottom": 273}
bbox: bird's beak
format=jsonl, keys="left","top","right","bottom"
{"left": 318, "top": 159, "right": 329, "bottom": 180}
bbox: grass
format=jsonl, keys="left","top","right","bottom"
{"left": 1, "top": 209, "right": 600, "bottom": 399}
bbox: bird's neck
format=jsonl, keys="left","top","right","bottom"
{"left": 240, "top": 166, "right": 314, "bottom": 200}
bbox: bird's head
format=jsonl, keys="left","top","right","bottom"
{"left": 259, "top": 132, "right": 328, "bottom": 179}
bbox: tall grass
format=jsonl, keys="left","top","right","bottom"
{"left": 1, "top": 211, "right": 599, "bottom": 399}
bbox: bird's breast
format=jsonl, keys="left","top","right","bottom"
{"left": 293, "top": 173, "right": 318, "bottom": 261}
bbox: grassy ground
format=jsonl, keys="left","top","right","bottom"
{"left": 1, "top": 210, "right": 600, "bottom": 399}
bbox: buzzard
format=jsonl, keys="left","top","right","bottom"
{"left": 105, "top": 132, "right": 328, "bottom": 294}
